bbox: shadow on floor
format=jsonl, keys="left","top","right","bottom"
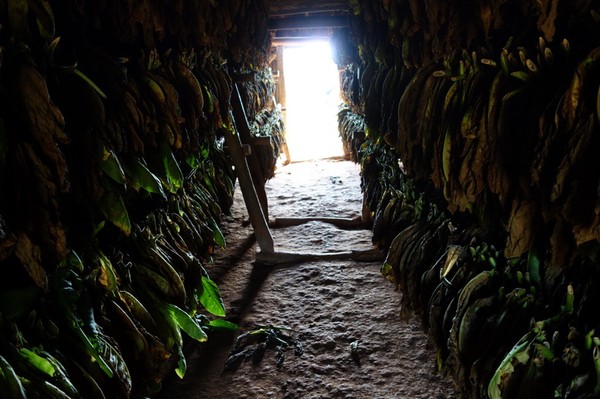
{"left": 154, "top": 234, "right": 276, "bottom": 398}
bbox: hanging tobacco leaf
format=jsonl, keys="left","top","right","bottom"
{"left": 21, "top": 142, "right": 68, "bottom": 261}
{"left": 165, "top": 303, "right": 208, "bottom": 342}
{"left": 505, "top": 198, "right": 536, "bottom": 259}
{"left": 14, "top": 232, "right": 47, "bottom": 291}
{"left": 122, "top": 157, "right": 165, "bottom": 197}
{"left": 199, "top": 276, "right": 226, "bottom": 317}
{"left": 536, "top": 0, "right": 560, "bottom": 41}
{"left": 16, "top": 64, "right": 70, "bottom": 192}
{"left": 97, "top": 189, "right": 131, "bottom": 236}
{"left": 160, "top": 138, "right": 184, "bottom": 192}
{"left": 99, "top": 146, "right": 126, "bottom": 185}
{"left": 208, "top": 319, "right": 238, "bottom": 331}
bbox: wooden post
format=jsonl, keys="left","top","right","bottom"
{"left": 275, "top": 46, "right": 292, "bottom": 165}
{"left": 225, "top": 102, "right": 275, "bottom": 253}
{"left": 231, "top": 84, "right": 270, "bottom": 220}
{"left": 224, "top": 121, "right": 274, "bottom": 254}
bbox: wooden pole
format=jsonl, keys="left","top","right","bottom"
{"left": 225, "top": 114, "right": 275, "bottom": 254}
{"left": 231, "top": 84, "right": 270, "bottom": 220}
{"left": 275, "top": 46, "right": 292, "bottom": 165}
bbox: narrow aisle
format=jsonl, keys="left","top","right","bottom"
{"left": 157, "top": 159, "right": 457, "bottom": 399}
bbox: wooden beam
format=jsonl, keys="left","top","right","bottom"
{"left": 271, "top": 36, "right": 331, "bottom": 46}
{"left": 270, "top": 216, "right": 366, "bottom": 230}
{"left": 223, "top": 118, "right": 274, "bottom": 254}
{"left": 269, "top": 15, "right": 349, "bottom": 31}
{"left": 254, "top": 248, "right": 385, "bottom": 266}
{"left": 231, "top": 84, "right": 270, "bottom": 220}
{"left": 268, "top": 0, "right": 349, "bottom": 17}
{"left": 227, "top": 84, "right": 275, "bottom": 254}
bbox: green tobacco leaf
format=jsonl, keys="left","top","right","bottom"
{"left": 526, "top": 249, "right": 541, "bottom": 288}
{"left": 209, "top": 219, "right": 226, "bottom": 248}
{"left": 488, "top": 333, "right": 533, "bottom": 399}
{"left": 74, "top": 68, "right": 107, "bottom": 99}
{"left": 204, "top": 85, "right": 214, "bottom": 113}
{"left": 185, "top": 153, "right": 200, "bottom": 169}
{"left": 208, "top": 319, "right": 238, "bottom": 331}
{"left": 160, "top": 139, "right": 183, "bottom": 193}
{"left": 51, "top": 268, "right": 113, "bottom": 378}
{"left": 19, "top": 348, "right": 55, "bottom": 377}
{"left": 199, "top": 276, "right": 226, "bottom": 317}
{"left": 97, "top": 251, "right": 118, "bottom": 292}
{"left": 98, "top": 190, "right": 131, "bottom": 236}
{"left": 166, "top": 303, "right": 208, "bottom": 342}
{"left": 99, "top": 147, "right": 125, "bottom": 185}
{"left": 380, "top": 262, "right": 393, "bottom": 281}
{"left": 64, "top": 251, "right": 84, "bottom": 273}
{"left": 123, "top": 158, "right": 165, "bottom": 197}
{"left": 175, "top": 347, "right": 186, "bottom": 379}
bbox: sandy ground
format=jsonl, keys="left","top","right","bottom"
{"left": 156, "top": 159, "right": 458, "bottom": 399}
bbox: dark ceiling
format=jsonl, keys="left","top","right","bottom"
{"left": 266, "top": 0, "right": 351, "bottom": 44}
{"left": 267, "top": 0, "right": 350, "bottom": 17}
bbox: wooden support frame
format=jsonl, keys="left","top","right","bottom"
{"left": 226, "top": 77, "right": 382, "bottom": 266}
{"left": 231, "top": 83, "right": 270, "bottom": 220}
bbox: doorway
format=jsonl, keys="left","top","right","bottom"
{"left": 281, "top": 41, "right": 343, "bottom": 162}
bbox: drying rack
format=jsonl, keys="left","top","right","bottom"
{"left": 224, "top": 83, "right": 384, "bottom": 266}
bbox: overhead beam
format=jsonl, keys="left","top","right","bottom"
{"left": 268, "top": 0, "right": 349, "bottom": 17}
{"left": 271, "top": 36, "right": 331, "bottom": 47}
{"left": 269, "top": 9, "right": 348, "bottom": 18}
{"left": 269, "top": 15, "right": 349, "bottom": 31}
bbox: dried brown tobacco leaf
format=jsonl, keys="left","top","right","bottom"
{"left": 572, "top": 205, "right": 600, "bottom": 246}
{"left": 505, "top": 198, "right": 536, "bottom": 259}
{"left": 486, "top": 151, "right": 511, "bottom": 207}
{"left": 536, "top": 0, "right": 560, "bottom": 41}
{"left": 17, "top": 64, "right": 70, "bottom": 192}
{"left": 549, "top": 219, "right": 575, "bottom": 267}
{"left": 551, "top": 114, "right": 595, "bottom": 202}
{"left": 15, "top": 232, "right": 47, "bottom": 291}
{"left": 22, "top": 143, "right": 68, "bottom": 261}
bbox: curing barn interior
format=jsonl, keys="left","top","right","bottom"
{"left": 1, "top": 1, "right": 600, "bottom": 399}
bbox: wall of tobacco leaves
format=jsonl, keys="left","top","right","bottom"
{"left": 0, "top": 1, "right": 284, "bottom": 397}
{"left": 337, "top": 1, "right": 600, "bottom": 398}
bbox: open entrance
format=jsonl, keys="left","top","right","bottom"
{"left": 280, "top": 41, "right": 343, "bottom": 162}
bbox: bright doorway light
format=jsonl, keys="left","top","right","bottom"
{"left": 283, "top": 41, "right": 343, "bottom": 162}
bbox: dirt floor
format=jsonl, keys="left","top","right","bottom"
{"left": 156, "top": 159, "right": 458, "bottom": 399}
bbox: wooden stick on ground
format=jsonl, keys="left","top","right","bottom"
{"left": 254, "top": 248, "right": 385, "bottom": 266}
{"left": 270, "top": 216, "right": 367, "bottom": 230}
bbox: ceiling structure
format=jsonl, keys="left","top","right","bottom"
{"left": 266, "top": 0, "right": 351, "bottom": 45}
